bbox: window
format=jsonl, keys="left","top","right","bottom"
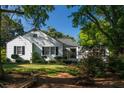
{"left": 42, "top": 47, "right": 59, "bottom": 56}
{"left": 51, "top": 47, "right": 56, "bottom": 55}
{"left": 42, "top": 47, "right": 50, "bottom": 55}
{"left": 17, "top": 46, "right": 22, "bottom": 54}
{"left": 14, "top": 46, "right": 25, "bottom": 55}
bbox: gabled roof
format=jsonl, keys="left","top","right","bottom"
{"left": 22, "top": 30, "right": 63, "bottom": 47}
{"left": 57, "top": 38, "right": 78, "bottom": 47}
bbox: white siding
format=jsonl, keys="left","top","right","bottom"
{"left": 7, "top": 36, "right": 32, "bottom": 61}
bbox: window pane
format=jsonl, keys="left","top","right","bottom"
{"left": 43, "top": 47, "right": 49, "bottom": 55}
{"left": 51, "top": 47, "right": 55, "bottom": 55}
{"left": 17, "top": 46, "right": 22, "bottom": 54}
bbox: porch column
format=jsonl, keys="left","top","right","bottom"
{"left": 76, "top": 47, "right": 79, "bottom": 59}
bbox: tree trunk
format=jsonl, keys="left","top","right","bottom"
{"left": 0, "top": 61, "right": 4, "bottom": 80}
{"left": 0, "top": 6, "right": 5, "bottom": 80}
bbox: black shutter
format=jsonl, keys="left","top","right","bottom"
{"left": 42, "top": 47, "right": 44, "bottom": 55}
{"left": 22, "top": 46, "right": 25, "bottom": 55}
{"left": 14, "top": 46, "right": 16, "bottom": 54}
{"left": 56, "top": 47, "right": 58, "bottom": 55}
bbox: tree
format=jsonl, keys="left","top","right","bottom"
{"left": 69, "top": 5, "right": 124, "bottom": 55}
{"left": 79, "top": 21, "right": 108, "bottom": 46}
{"left": 42, "top": 26, "right": 75, "bottom": 40}
{"left": 1, "top": 6, "right": 55, "bottom": 29}
{"left": 0, "top": 5, "right": 55, "bottom": 79}
{"left": 1, "top": 14, "right": 24, "bottom": 47}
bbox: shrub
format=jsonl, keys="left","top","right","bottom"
{"left": 109, "top": 55, "right": 124, "bottom": 72}
{"left": 24, "top": 60, "right": 30, "bottom": 63}
{"left": 55, "top": 56, "right": 63, "bottom": 60}
{"left": 32, "top": 52, "right": 46, "bottom": 64}
{"left": 11, "top": 54, "right": 25, "bottom": 63}
{"left": 48, "top": 60, "right": 57, "bottom": 64}
{"left": 108, "top": 55, "right": 124, "bottom": 78}
{"left": 54, "top": 56, "right": 65, "bottom": 64}
{"left": 1, "top": 48, "right": 6, "bottom": 63}
{"left": 6, "top": 58, "right": 11, "bottom": 63}
{"left": 16, "top": 59, "right": 24, "bottom": 63}
{"left": 79, "top": 55, "right": 106, "bottom": 77}
{"left": 11, "top": 54, "right": 19, "bottom": 59}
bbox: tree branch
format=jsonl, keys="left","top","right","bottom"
{"left": 100, "top": 6, "right": 114, "bottom": 26}
{"left": 86, "top": 10, "right": 115, "bottom": 45}
{"left": 111, "top": 6, "right": 118, "bottom": 25}
{"left": 0, "top": 9, "right": 24, "bottom": 15}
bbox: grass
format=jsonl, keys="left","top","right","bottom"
{"left": 3, "top": 63, "right": 80, "bottom": 76}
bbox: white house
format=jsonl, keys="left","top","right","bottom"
{"left": 6, "top": 30, "right": 79, "bottom": 62}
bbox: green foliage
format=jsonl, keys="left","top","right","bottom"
{"left": 48, "top": 60, "right": 57, "bottom": 64}
{"left": 107, "top": 55, "right": 124, "bottom": 79}
{"left": 109, "top": 55, "right": 124, "bottom": 72}
{"left": 24, "top": 60, "right": 30, "bottom": 63}
{"left": 32, "top": 52, "right": 46, "bottom": 64}
{"left": 1, "top": 48, "right": 6, "bottom": 63}
{"left": 6, "top": 58, "right": 11, "bottom": 63}
{"left": 1, "top": 6, "right": 54, "bottom": 29}
{"left": 16, "top": 58, "right": 24, "bottom": 63}
{"left": 79, "top": 22, "right": 108, "bottom": 46}
{"left": 1, "top": 14, "right": 24, "bottom": 47}
{"left": 11, "top": 54, "right": 19, "bottom": 59}
{"left": 69, "top": 6, "right": 124, "bottom": 54}
{"left": 79, "top": 55, "right": 106, "bottom": 77}
{"left": 22, "top": 6, "right": 54, "bottom": 28}
{"left": 47, "top": 57, "right": 66, "bottom": 65}
{"left": 11, "top": 54, "right": 26, "bottom": 63}
{"left": 42, "top": 27, "right": 74, "bottom": 40}
{"left": 54, "top": 56, "right": 65, "bottom": 65}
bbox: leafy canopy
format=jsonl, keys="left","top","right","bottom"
{"left": 1, "top": 5, "right": 55, "bottom": 29}
{"left": 69, "top": 5, "right": 124, "bottom": 53}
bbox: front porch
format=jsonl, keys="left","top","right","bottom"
{"left": 63, "top": 47, "right": 78, "bottom": 61}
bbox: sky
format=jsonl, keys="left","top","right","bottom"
{"left": 21, "top": 6, "right": 80, "bottom": 40}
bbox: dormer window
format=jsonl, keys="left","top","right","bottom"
{"left": 33, "top": 34, "right": 37, "bottom": 38}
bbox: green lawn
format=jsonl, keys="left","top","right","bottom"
{"left": 3, "top": 63, "right": 79, "bottom": 76}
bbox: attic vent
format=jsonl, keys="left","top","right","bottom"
{"left": 33, "top": 34, "right": 37, "bottom": 38}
